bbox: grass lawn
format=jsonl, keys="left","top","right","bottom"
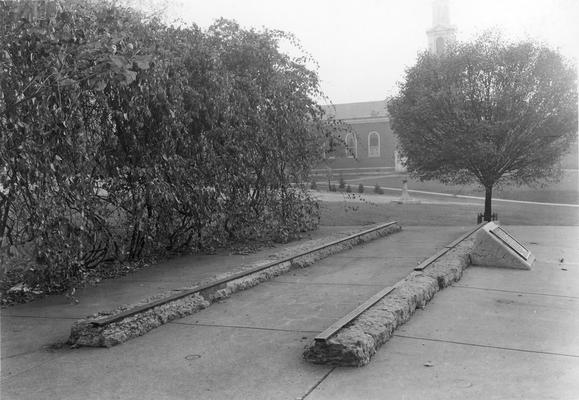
{"left": 329, "top": 169, "right": 579, "bottom": 205}
{"left": 318, "top": 197, "right": 579, "bottom": 227}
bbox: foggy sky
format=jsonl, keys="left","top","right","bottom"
{"left": 159, "top": 0, "right": 578, "bottom": 104}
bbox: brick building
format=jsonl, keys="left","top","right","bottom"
{"left": 316, "top": 100, "right": 402, "bottom": 175}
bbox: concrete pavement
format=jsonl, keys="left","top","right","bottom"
{"left": 2, "top": 225, "right": 578, "bottom": 399}
{"left": 308, "top": 226, "right": 579, "bottom": 400}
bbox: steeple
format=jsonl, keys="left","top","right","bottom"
{"left": 426, "top": 0, "right": 456, "bottom": 55}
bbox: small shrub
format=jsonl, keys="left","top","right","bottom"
{"left": 358, "top": 183, "right": 364, "bottom": 193}
{"left": 310, "top": 181, "right": 317, "bottom": 190}
{"left": 338, "top": 175, "right": 346, "bottom": 189}
{"left": 346, "top": 184, "right": 352, "bottom": 193}
{"left": 374, "top": 183, "right": 384, "bottom": 194}
{"left": 329, "top": 184, "right": 337, "bottom": 192}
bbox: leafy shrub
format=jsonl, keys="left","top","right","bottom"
{"left": 374, "top": 184, "right": 384, "bottom": 194}
{"left": 329, "top": 184, "right": 337, "bottom": 192}
{"left": 358, "top": 183, "right": 365, "bottom": 193}
{"left": 0, "top": 1, "right": 334, "bottom": 298}
{"left": 310, "top": 181, "right": 317, "bottom": 190}
{"left": 346, "top": 184, "right": 352, "bottom": 193}
{"left": 338, "top": 175, "right": 346, "bottom": 189}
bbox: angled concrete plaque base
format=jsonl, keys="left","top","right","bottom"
{"left": 470, "top": 222, "right": 534, "bottom": 270}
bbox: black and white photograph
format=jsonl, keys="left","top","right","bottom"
{"left": 1, "top": 0, "right": 578, "bottom": 399}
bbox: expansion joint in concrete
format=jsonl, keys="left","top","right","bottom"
{"left": 393, "top": 334, "right": 579, "bottom": 359}
{"left": 171, "top": 321, "right": 320, "bottom": 334}
{"left": 1, "top": 353, "right": 69, "bottom": 383}
{"left": 2, "top": 315, "right": 80, "bottom": 320}
{"left": 452, "top": 285, "right": 579, "bottom": 300}
{"left": 270, "top": 280, "right": 385, "bottom": 288}
{"left": 299, "top": 367, "right": 336, "bottom": 400}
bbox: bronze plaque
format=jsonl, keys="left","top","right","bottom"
{"left": 490, "top": 226, "right": 531, "bottom": 260}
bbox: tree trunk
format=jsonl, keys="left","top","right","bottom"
{"left": 484, "top": 185, "right": 493, "bottom": 222}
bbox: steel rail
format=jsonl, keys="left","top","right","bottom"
{"left": 314, "top": 285, "right": 397, "bottom": 342}
{"left": 413, "top": 221, "right": 487, "bottom": 271}
{"left": 90, "top": 221, "right": 400, "bottom": 327}
{"left": 314, "top": 222, "right": 487, "bottom": 342}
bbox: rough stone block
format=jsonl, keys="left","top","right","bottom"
{"left": 68, "top": 292, "right": 210, "bottom": 348}
{"left": 303, "top": 235, "right": 476, "bottom": 367}
{"left": 68, "top": 222, "right": 402, "bottom": 347}
{"left": 470, "top": 222, "right": 534, "bottom": 270}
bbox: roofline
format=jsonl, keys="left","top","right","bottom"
{"left": 340, "top": 116, "right": 389, "bottom": 124}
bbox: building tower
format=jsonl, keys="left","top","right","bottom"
{"left": 426, "top": 0, "right": 456, "bottom": 55}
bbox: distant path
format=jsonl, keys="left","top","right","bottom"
{"left": 325, "top": 169, "right": 579, "bottom": 206}
{"left": 383, "top": 187, "right": 579, "bottom": 208}
{"left": 312, "top": 185, "right": 579, "bottom": 208}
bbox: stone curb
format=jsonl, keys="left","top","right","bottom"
{"left": 68, "top": 222, "right": 402, "bottom": 348}
{"left": 303, "top": 226, "right": 481, "bottom": 367}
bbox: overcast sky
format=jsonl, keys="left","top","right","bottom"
{"left": 156, "top": 0, "right": 578, "bottom": 105}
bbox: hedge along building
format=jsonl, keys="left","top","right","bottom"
{"left": 315, "top": 0, "right": 456, "bottom": 177}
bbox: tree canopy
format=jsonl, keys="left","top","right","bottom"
{"left": 0, "top": 0, "right": 333, "bottom": 296}
{"left": 387, "top": 33, "right": 577, "bottom": 220}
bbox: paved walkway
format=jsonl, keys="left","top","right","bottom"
{"left": 307, "top": 226, "right": 579, "bottom": 399}
{"left": 2, "top": 225, "right": 578, "bottom": 399}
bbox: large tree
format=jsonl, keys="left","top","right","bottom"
{"left": 388, "top": 33, "right": 577, "bottom": 221}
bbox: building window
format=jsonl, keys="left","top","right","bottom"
{"left": 368, "top": 131, "right": 380, "bottom": 157}
{"left": 345, "top": 133, "right": 357, "bottom": 158}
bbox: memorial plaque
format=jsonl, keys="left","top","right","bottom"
{"left": 490, "top": 226, "right": 531, "bottom": 260}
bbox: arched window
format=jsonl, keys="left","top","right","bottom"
{"left": 345, "top": 133, "right": 357, "bottom": 158}
{"left": 368, "top": 131, "right": 380, "bottom": 157}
